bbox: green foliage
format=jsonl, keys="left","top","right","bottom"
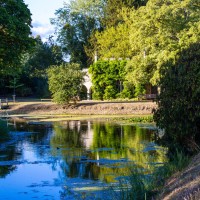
{"left": 111, "top": 170, "right": 147, "bottom": 200}
{"left": 110, "top": 149, "right": 189, "bottom": 200}
{"left": 51, "top": 1, "right": 102, "bottom": 68}
{"left": 0, "top": 0, "right": 34, "bottom": 74}
{"left": 152, "top": 150, "right": 189, "bottom": 195}
{"left": 0, "top": 120, "right": 9, "bottom": 141}
{"left": 89, "top": 60, "right": 131, "bottom": 100}
{"left": 18, "top": 36, "right": 63, "bottom": 97}
{"left": 69, "top": 0, "right": 105, "bottom": 21}
{"left": 95, "top": 23, "right": 132, "bottom": 59}
{"left": 47, "top": 63, "right": 85, "bottom": 104}
{"left": 134, "top": 84, "right": 146, "bottom": 97}
{"left": 154, "top": 43, "right": 200, "bottom": 152}
{"left": 103, "top": 85, "right": 117, "bottom": 100}
{"left": 6, "top": 76, "right": 24, "bottom": 95}
{"left": 23, "top": 36, "right": 63, "bottom": 77}
{"left": 103, "top": 0, "right": 148, "bottom": 27}
{"left": 93, "top": 0, "right": 200, "bottom": 89}
{"left": 117, "top": 81, "right": 135, "bottom": 99}
{"left": 128, "top": 116, "right": 154, "bottom": 123}
{"left": 125, "top": 0, "right": 200, "bottom": 86}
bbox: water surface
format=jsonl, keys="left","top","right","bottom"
{"left": 0, "top": 119, "right": 166, "bottom": 199}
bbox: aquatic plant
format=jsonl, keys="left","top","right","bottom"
{"left": 128, "top": 116, "right": 154, "bottom": 123}
{"left": 109, "top": 149, "right": 190, "bottom": 200}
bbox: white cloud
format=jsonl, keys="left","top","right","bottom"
{"left": 31, "top": 21, "right": 55, "bottom": 42}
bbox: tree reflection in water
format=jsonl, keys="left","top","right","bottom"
{"left": 0, "top": 119, "right": 167, "bottom": 199}
{"left": 50, "top": 121, "right": 167, "bottom": 183}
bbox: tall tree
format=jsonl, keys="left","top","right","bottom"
{"left": 23, "top": 36, "right": 63, "bottom": 77}
{"left": 0, "top": 0, "right": 33, "bottom": 75}
{"left": 20, "top": 36, "right": 63, "bottom": 97}
{"left": 51, "top": 0, "right": 104, "bottom": 68}
{"left": 126, "top": 0, "right": 200, "bottom": 86}
{"left": 103, "top": 0, "right": 148, "bottom": 27}
{"left": 89, "top": 0, "right": 148, "bottom": 61}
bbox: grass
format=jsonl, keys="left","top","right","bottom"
{"left": 109, "top": 149, "right": 190, "bottom": 200}
{"left": 128, "top": 116, "right": 154, "bottom": 123}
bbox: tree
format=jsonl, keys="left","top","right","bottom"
{"left": 87, "top": 0, "right": 148, "bottom": 61}
{"left": 0, "top": 0, "right": 33, "bottom": 75}
{"left": 23, "top": 36, "right": 63, "bottom": 77}
{"left": 47, "top": 63, "right": 85, "bottom": 104}
{"left": 126, "top": 0, "right": 200, "bottom": 86}
{"left": 94, "top": 22, "right": 132, "bottom": 59}
{"left": 103, "top": 0, "right": 148, "bottom": 27}
{"left": 154, "top": 43, "right": 200, "bottom": 153}
{"left": 51, "top": 1, "right": 103, "bottom": 68}
{"left": 70, "top": 0, "right": 106, "bottom": 21}
{"left": 93, "top": 0, "right": 199, "bottom": 89}
{"left": 19, "top": 36, "right": 63, "bottom": 97}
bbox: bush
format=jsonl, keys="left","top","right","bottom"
{"left": 47, "top": 63, "right": 85, "bottom": 104}
{"left": 154, "top": 43, "right": 200, "bottom": 152}
{"left": 103, "top": 85, "right": 117, "bottom": 100}
{"left": 89, "top": 60, "right": 134, "bottom": 100}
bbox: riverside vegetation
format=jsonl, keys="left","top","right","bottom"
{"left": 0, "top": 102, "right": 195, "bottom": 199}
{"left": 1, "top": 0, "right": 200, "bottom": 199}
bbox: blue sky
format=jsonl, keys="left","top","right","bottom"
{"left": 24, "top": 0, "right": 68, "bottom": 41}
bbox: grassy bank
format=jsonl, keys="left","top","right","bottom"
{"left": 111, "top": 150, "right": 191, "bottom": 200}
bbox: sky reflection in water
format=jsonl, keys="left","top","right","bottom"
{"left": 0, "top": 119, "right": 167, "bottom": 199}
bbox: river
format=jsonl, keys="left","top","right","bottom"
{"left": 0, "top": 118, "right": 167, "bottom": 199}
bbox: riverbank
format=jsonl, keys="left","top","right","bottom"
{"left": 0, "top": 100, "right": 157, "bottom": 116}
{"left": 156, "top": 152, "right": 200, "bottom": 200}
{"left": 1, "top": 100, "right": 200, "bottom": 199}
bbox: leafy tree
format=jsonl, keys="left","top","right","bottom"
{"left": 89, "top": 60, "right": 129, "bottom": 100}
{"left": 47, "top": 63, "right": 85, "bottom": 104}
{"left": 154, "top": 43, "right": 200, "bottom": 153}
{"left": 94, "top": 23, "right": 132, "bottom": 59}
{"left": 103, "top": 0, "right": 148, "bottom": 27}
{"left": 24, "top": 36, "right": 63, "bottom": 77}
{"left": 88, "top": 0, "right": 147, "bottom": 61}
{"left": 0, "top": 0, "right": 33, "bottom": 75}
{"left": 6, "top": 76, "right": 24, "bottom": 97}
{"left": 20, "top": 36, "right": 63, "bottom": 97}
{"left": 93, "top": 0, "right": 199, "bottom": 90}
{"left": 126, "top": 0, "right": 200, "bottom": 86}
{"left": 70, "top": 0, "right": 106, "bottom": 22}
{"left": 51, "top": 1, "right": 103, "bottom": 68}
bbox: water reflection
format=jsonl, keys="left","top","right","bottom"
{"left": 0, "top": 119, "right": 167, "bottom": 199}
{"left": 51, "top": 121, "right": 167, "bottom": 183}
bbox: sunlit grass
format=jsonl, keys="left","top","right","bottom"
{"left": 8, "top": 114, "right": 153, "bottom": 122}
{"left": 107, "top": 149, "right": 190, "bottom": 200}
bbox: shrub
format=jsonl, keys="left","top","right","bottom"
{"left": 47, "top": 63, "right": 85, "bottom": 104}
{"left": 154, "top": 43, "right": 200, "bottom": 152}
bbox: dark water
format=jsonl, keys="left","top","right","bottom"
{"left": 0, "top": 119, "right": 167, "bottom": 199}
